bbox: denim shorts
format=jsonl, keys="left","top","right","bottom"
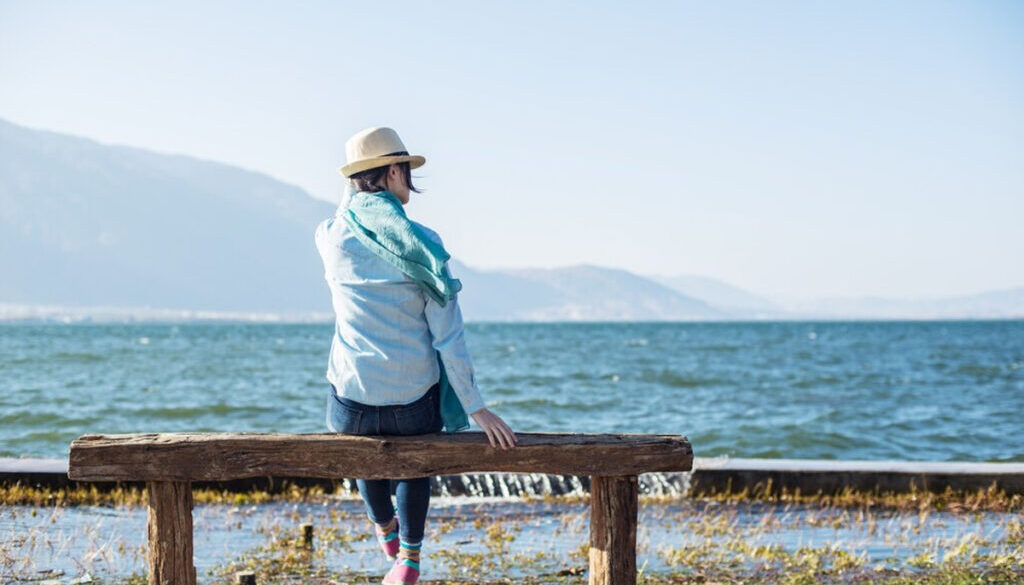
{"left": 327, "top": 381, "right": 443, "bottom": 436}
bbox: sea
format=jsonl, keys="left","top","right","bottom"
{"left": 1, "top": 320, "right": 1022, "bottom": 462}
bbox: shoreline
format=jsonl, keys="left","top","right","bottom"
{"left": 3, "top": 313, "right": 1024, "bottom": 324}
{"left": 4, "top": 456, "right": 1024, "bottom": 497}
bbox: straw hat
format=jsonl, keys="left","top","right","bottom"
{"left": 339, "top": 126, "right": 426, "bottom": 178}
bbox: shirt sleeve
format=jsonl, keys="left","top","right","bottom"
{"left": 420, "top": 231, "right": 487, "bottom": 416}
{"left": 425, "top": 291, "right": 486, "bottom": 415}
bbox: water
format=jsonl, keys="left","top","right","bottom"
{"left": 1, "top": 320, "right": 1022, "bottom": 461}
{"left": 4, "top": 497, "right": 1021, "bottom": 583}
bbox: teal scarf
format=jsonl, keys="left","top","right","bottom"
{"left": 340, "top": 186, "right": 470, "bottom": 433}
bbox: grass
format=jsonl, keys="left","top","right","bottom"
{"left": 2, "top": 479, "right": 1022, "bottom": 584}
{"left": 0, "top": 480, "right": 342, "bottom": 507}
{"left": 3, "top": 478, "right": 1021, "bottom": 512}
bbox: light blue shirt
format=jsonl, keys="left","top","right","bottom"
{"left": 314, "top": 206, "right": 486, "bottom": 415}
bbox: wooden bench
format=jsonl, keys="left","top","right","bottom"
{"left": 68, "top": 431, "right": 693, "bottom": 585}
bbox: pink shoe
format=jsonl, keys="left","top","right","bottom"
{"left": 373, "top": 516, "right": 400, "bottom": 561}
{"left": 382, "top": 556, "right": 420, "bottom": 585}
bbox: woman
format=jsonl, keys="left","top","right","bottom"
{"left": 315, "top": 126, "right": 517, "bottom": 585}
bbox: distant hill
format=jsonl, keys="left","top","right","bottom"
{"left": 776, "top": 287, "right": 1024, "bottom": 320}
{"left": 455, "top": 261, "right": 723, "bottom": 321}
{"left": 647, "top": 273, "right": 785, "bottom": 317}
{"left": 647, "top": 273, "right": 1024, "bottom": 321}
{"left": 0, "top": 117, "right": 335, "bottom": 312}
{"left": 0, "top": 119, "right": 725, "bottom": 321}
{"left": 2, "top": 118, "right": 1021, "bottom": 322}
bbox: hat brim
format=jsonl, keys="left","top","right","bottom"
{"left": 339, "top": 155, "right": 426, "bottom": 178}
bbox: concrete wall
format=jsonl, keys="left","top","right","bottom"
{"left": 4, "top": 457, "right": 1023, "bottom": 496}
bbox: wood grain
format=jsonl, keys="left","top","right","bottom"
{"left": 589, "top": 475, "right": 639, "bottom": 585}
{"left": 68, "top": 432, "right": 693, "bottom": 481}
{"left": 146, "top": 481, "right": 196, "bottom": 585}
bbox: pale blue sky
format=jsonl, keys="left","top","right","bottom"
{"left": 2, "top": 1, "right": 1022, "bottom": 299}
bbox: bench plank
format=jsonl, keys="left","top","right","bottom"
{"left": 69, "top": 432, "right": 693, "bottom": 481}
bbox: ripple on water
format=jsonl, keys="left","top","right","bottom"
{"left": 129, "top": 404, "right": 277, "bottom": 418}
{"left": 50, "top": 351, "right": 108, "bottom": 363}
{"left": 955, "top": 363, "right": 1011, "bottom": 378}
{"left": 1, "top": 411, "right": 64, "bottom": 425}
{"left": 639, "top": 368, "right": 722, "bottom": 388}
{"left": 2, "top": 320, "right": 1023, "bottom": 461}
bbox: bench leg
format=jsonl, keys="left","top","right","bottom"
{"left": 588, "top": 474, "right": 638, "bottom": 585}
{"left": 146, "top": 481, "right": 196, "bottom": 585}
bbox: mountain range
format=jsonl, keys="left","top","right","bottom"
{"left": 1, "top": 118, "right": 1021, "bottom": 322}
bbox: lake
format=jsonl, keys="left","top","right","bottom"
{"left": 1, "top": 320, "right": 1021, "bottom": 461}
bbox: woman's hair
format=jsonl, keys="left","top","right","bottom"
{"left": 349, "top": 151, "right": 421, "bottom": 194}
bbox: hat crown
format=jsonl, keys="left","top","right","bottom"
{"left": 345, "top": 127, "right": 408, "bottom": 165}
{"left": 338, "top": 126, "right": 425, "bottom": 178}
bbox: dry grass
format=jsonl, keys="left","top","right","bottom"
{"left": 3, "top": 479, "right": 1022, "bottom": 585}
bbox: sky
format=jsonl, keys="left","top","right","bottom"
{"left": 2, "top": 1, "right": 1022, "bottom": 300}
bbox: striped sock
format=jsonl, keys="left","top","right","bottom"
{"left": 374, "top": 516, "right": 397, "bottom": 534}
{"left": 398, "top": 539, "right": 421, "bottom": 569}
{"left": 371, "top": 512, "right": 400, "bottom": 560}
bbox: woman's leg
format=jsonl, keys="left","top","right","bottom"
{"left": 385, "top": 387, "right": 443, "bottom": 584}
{"left": 358, "top": 478, "right": 397, "bottom": 524}
{"left": 387, "top": 382, "right": 442, "bottom": 545}
{"left": 327, "top": 386, "right": 398, "bottom": 528}
{"left": 394, "top": 476, "right": 431, "bottom": 542}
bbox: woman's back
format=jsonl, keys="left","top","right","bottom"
{"left": 315, "top": 213, "right": 444, "bottom": 407}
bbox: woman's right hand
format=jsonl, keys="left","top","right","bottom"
{"left": 470, "top": 408, "right": 518, "bottom": 450}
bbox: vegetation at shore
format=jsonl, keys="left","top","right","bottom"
{"left": 2, "top": 480, "right": 1021, "bottom": 584}
{"left": 2, "top": 477, "right": 1022, "bottom": 512}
